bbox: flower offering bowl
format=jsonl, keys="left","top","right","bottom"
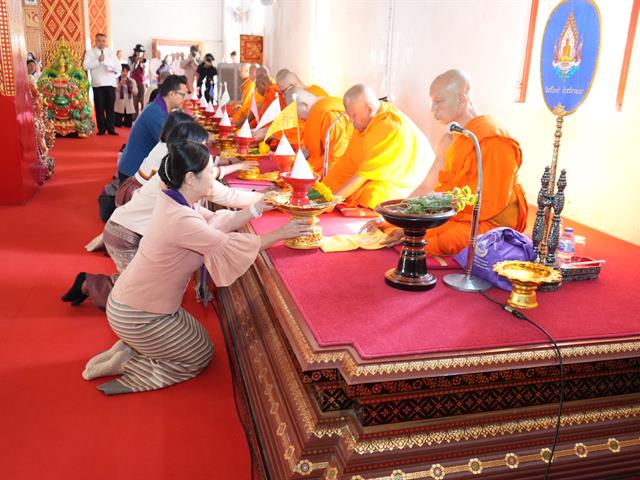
{"left": 493, "top": 261, "right": 562, "bottom": 309}
{"left": 375, "top": 200, "right": 457, "bottom": 291}
{"left": 273, "top": 154, "right": 296, "bottom": 174}
{"left": 234, "top": 135, "right": 253, "bottom": 155}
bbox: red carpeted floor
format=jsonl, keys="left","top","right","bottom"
{"left": 0, "top": 129, "right": 251, "bottom": 479}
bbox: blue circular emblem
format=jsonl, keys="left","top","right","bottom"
{"left": 540, "top": 0, "right": 601, "bottom": 114}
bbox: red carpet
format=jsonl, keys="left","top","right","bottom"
{"left": 250, "top": 210, "right": 640, "bottom": 359}
{"left": 0, "top": 130, "right": 251, "bottom": 479}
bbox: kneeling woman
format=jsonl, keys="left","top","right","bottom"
{"left": 83, "top": 140, "right": 310, "bottom": 395}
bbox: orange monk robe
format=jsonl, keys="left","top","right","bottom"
{"left": 232, "top": 79, "right": 257, "bottom": 124}
{"left": 424, "top": 115, "right": 528, "bottom": 256}
{"left": 306, "top": 84, "right": 329, "bottom": 97}
{"left": 303, "top": 96, "right": 353, "bottom": 173}
{"left": 324, "top": 102, "right": 432, "bottom": 209}
{"left": 258, "top": 83, "right": 285, "bottom": 117}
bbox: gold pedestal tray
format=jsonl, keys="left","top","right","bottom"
{"left": 493, "top": 261, "right": 562, "bottom": 309}
{"left": 238, "top": 168, "right": 280, "bottom": 182}
{"left": 213, "top": 136, "right": 236, "bottom": 153}
{"left": 266, "top": 192, "right": 337, "bottom": 249}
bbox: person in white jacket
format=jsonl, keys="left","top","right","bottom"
{"left": 82, "top": 33, "right": 121, "bottom": 135}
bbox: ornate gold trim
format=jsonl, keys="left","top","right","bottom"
{"left": 353, "top": 437, "right": 640, "bottom": 479}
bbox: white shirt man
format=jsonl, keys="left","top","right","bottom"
{"left": 83, "top": 33, "right": 120, "bottom": 135}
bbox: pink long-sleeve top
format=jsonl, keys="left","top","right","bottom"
{"left": 111, "top": 192, "right": 261, "bottom": 314}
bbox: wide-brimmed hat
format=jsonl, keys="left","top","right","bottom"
{"left": 133, "top": 44, "right": 145, "bottom": 53}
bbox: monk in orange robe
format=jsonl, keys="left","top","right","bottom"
{"left": 257, "top": 75, "right": 285, "bottom": 117}
{"left": 232, "top": 64, "right": 260, "bottom": 125}
{"left": 285, "top": 87, "right": 352, "bottom": 173}
{"left": 364, "top": 69, "right": 528, "bottom": 256}
{"left": 323, "top": 84, "right": 432, "bottom": 209}
{"left": 276, "top": 69, "right": 329, "bottom": 98}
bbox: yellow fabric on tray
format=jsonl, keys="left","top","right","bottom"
{"left": 320, "top": 230, "right": 389, "bottom": 252}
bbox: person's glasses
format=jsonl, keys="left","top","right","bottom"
{"left": 174, "top": 91, "right": 187, "bottom": 98}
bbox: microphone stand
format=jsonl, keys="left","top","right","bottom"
{"left": 322, "top": 112, "right": 347, "bottom": 178}
{"left": 443, "top": 127, "right": 492, "bottom": 292}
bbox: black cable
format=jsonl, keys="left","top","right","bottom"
{"left": 480, "top": 291, "right": 564, "bottom": 480}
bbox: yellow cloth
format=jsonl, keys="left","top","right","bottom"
{"left": 320, "top": 230, "right": 389, "bottom": 252}
{"left": 324, "top": 102, "right": 432, "bottom": 209}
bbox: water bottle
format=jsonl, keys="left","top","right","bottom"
{"left": 557, "top": 227, "right": 575, "bottom": 265}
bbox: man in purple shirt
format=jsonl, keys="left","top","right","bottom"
{"left": 117, "top": 75, "right": 188, "bottom": 182}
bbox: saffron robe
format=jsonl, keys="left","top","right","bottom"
{"left": 232, "top": 79, "right": 257, "bottom": 124}
{"left": 306, "top": 84, "right": 329, "bottom": 97}
{"left": 425, "top": 115, "right": 528, "bottom": 255}
{"left": 304, "top": 96, "right": 353, "bottom": 173}
{"left": 324, "top": 102, "right": 432, "bottom": 208}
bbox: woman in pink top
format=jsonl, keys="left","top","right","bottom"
{"left": 82, "top": 140, "right": 310, "bottom": 395}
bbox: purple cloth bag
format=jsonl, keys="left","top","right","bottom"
{"left": 454, "top": 227, "right": 535, "bottom": 290}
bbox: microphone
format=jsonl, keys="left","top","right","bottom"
{"left": 443, "top": 120, "right": 492, "bottom": 292}
{"left": 322, "top": 112, "right": 347, "bottom": 178}
{"left": 448, "top": 121, "right": 469, "bottom": 136}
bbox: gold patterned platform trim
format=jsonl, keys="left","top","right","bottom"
{"left": 344, "top": 405, "right": 640, "bottom": 455}
{"left": 352, "top": 437, "right": 640, "bottom": 479}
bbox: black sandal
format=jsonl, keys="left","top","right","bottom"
{"left": 61, "top": 272, "right": 88, "bottom": 306}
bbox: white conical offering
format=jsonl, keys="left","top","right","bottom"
{"left": 237, "top": 119, "right": 252, "bottom": 138}
{"left": 220, "top": 109, "right": 232, "bottom": 127}
{"left": 199, "top": 95, "right": 208, "bottom": 108}
{"left": 206, "top": 101, "right": 214, "bottom": 113}
{"left": 274, "top": 134, "right": 295, "bottom": 156}
{"left": 190, "top": 90, "right": 198, "bottom": 100}
{"left": 213, "top": 104, "right": 224, "bottom": 118}
{"left": 290, "top": 150, "right": 315, "bottom": 179}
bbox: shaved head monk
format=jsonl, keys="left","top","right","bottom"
{"left": 285, "top": 87, "right": 353, "bottom": 173}
{"left": 323, "top": 84, "right": 433, "bottom": 208}
{"left": 276, "top": 69, "right": 329, "bottom": 98}
{"left": 255, "top": 69, "right": 284, "bottom": 118}
{"left": 366, "top": 69, "right": 528, "bottom": 255}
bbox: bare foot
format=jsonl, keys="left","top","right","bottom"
{"left": 85, "top": 340, "right": 129, "bottom": 370}
{"left": 82, "top": 347, "right": 134, "bottom": 380}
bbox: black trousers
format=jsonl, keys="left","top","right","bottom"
{"left": 93, "top": 86, "right": 116, "bottom": 134}
{"left": 114, "top": 113, "right": 133, "bottom": 128}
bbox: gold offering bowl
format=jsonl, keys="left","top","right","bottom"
{"left": 493, "top": 261, "right": 562, "bottom": 309}
{"left": 267, "top": 192, "right": 337, "bottom": 249}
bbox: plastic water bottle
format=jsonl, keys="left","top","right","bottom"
{"left": 557, "top": 227, "right": 575, "bottom": 265}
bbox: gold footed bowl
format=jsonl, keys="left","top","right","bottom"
{"left": 266, "top": 191, "right": 338, "bottom": 249}
{"left": 493, "top": 261, "right": 562, "bottom": 309}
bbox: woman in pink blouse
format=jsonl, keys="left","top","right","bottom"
{"left": 82, "top": 140, "right": 310, "bottom": 395}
